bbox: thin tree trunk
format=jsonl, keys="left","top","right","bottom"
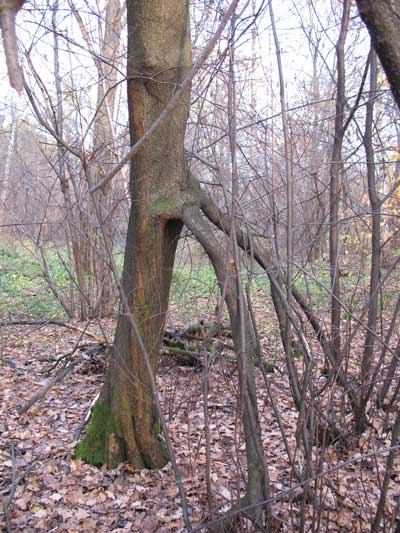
{"left": 371, "top": 410, "right": 400, "bottom": 532}
{"left": 183, "top": 206, "right": 271, "bottom": 530}
{"left": 377, "top": 295, "right": 400, "bottom": 408}
{"left": 269, "top": 1, "right": 293, "bottom": 361}
{"left": 69, "top": 0, "right": 122, "bottom": 318}
{"left": 355, "top": 48, "right": 379, "bottom": 434}
{"left": 329, "top": 0, "right": 351, "bottom": 364}
{"left": 269, "top": 4, "right": 307, "bottom": 435}
{"left": 88, "top": 0, "right": 122, "bottom": 317}
{"left": 1, "top": 97, "right": 17, "bottom": 222}
{"left": 50, "top": 0, "right": 81, "bottom": 318}
{"left": 226, "top": 16, "right": 271, "bottom": 526}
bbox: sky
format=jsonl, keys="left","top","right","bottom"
{"left": 0, "top": 0, "right": 369, "bottom": 132}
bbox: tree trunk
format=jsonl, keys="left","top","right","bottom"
{"left": 76, "top": 0, "right": 191, "bottom": 468}
{"left": 356, "top": 0, "right": 400, "bottom": 110}
{"left": 355, "top": 49, "right": 380, "bottom": 434}
{"left": 183, "top": 205, "right": 270, "bottom": 529}
{"left": 69, "top": 0, "right": 122, "bottom": 319}
{"left": 85, "top": 0, "right": 122, "bottom": 317}
{"left": 329, "top": 0, "right": 351, "bottom": 364}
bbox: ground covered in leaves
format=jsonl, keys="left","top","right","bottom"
{"left": 1, "top": 314, "right": 399, "bottom": 532}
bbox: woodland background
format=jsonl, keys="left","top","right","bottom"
{"left": 1, "top": 0, "right": 400, "bottom": 531}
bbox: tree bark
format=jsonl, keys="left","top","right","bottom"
{"left": 355, "top": 49, "right": 380, "bottom": 434}
{"left": 76, "top": 0, "right": 191, "bottom": 468}
{"left": 329, "top": 0, "right": 351, "bottom": 364}
{"left": 0, "top": 0, "right": 25, "bottom": 93}
{"left": 356, "top": 0, "right": 400, "bottom": 110}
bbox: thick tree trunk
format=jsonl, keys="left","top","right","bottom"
{"left": 76, "top": 0, "right": 191, "bottom": 468}
{"left": 356, "top": 0, "right": 400, "bottom": 110}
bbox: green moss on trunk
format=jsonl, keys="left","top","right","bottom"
{"left": 75, "top": 400, "right": 168, "bottom": 469}
{"left": 75, "top": 401, "right": 122, "bottom": 466}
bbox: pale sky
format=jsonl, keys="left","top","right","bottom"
{"left": 0, "top": 0, "right": 369, "bottom": 130}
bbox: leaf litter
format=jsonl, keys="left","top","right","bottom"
{"left": 0, "top": 314, "right": 399, "bottom": 532}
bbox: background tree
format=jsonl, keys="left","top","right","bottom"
{"left": 0, "top": 0, "right": 128, "bottom": 321}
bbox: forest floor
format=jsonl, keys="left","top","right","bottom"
{"left": 1, "top": 300, "right": 400, "bottom": 531}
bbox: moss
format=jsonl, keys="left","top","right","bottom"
{"left": 154, "top": 416, "right": 169, "bottom": 466}
{"left": 75, "top": 400, "right": 170, "bottom": 469}
{"left": 150, "top": 193, "right": 177, "bottom": 218}
{"left": 153, "top": 443, "right": 168, "bottom": 469}
{"left": 261, "top": 361, "right": 277, "bottom": 373}
{"left": 75, "top": 401, "right": 114, "bottom": 466}
{"left": 154, "top": 418, "right": 162, "bottom": 436}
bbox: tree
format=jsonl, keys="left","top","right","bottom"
{"left": 77, "top": 1, "right": 272, "bottom": 526}
{"left": 356, "top": 0, "right": 400, "bottom": 109}
{"left": 76, "top": 0, "right": 192, "bottom": 468}
{"left": 67, "top": 0, "right": 123, "bottom": 318}
{"left": 3, "top": 0, "right": 400, "bottom": 529}
{"left": 0, "top": 0, "right": 25, "bottom": 93}
{"left": 33, "top": 0, "right": 123, "bottom": 320}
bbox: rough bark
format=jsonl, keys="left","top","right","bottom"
{"left": 356, "top": 0, "right": 400, "bottom": 110}
{"left": 76, "top": 0, "right": 191, "bottom": 468}
{"left": 0, "top": 0, "right": 25, "bottom": 93}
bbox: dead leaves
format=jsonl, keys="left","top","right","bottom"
{"left": 1, "top": 320, "right": 400, "bottom": 532}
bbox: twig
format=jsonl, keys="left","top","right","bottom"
{"left": 163, "top": 346, "right": 202, "bottom": 368}
{"left": 194, "top": 444, "right": 400, "bottom": 532}
{"left": 45, "top": 344, "right": 92, "bottom": 374}
{"left": 17, "top": 357, "right": 84, "bottom": 415}
{"left": 3, "top": 443, "right": 16, "bottom": 533}
{"left": 45, "top": 322, "right": 98, "bottom": 374}
{"left": 3, "top": 444, "right": 35, "bottom": 533}
{"left": 371, "top": 410, "right": 400, "bottom": 532}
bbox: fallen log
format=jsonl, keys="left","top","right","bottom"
{"left": 162, "top": 346, "right": 202, "bottom": 368}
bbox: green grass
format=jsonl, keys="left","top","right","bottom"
{"left": 0, "top": 243, "right": 65, "bottom": 318}
{"left": 0, "top": 242, "right": 220, "bottom": 320}
{"left": 170, "top": 260, "right": 275, "bottom": 313}
{"left": 0, "top": 241, "right": 380, "bottom": 323}
{"left": 292, "top": 262, "right": 332, "bottom": 308}
{"left": 170, "top": 263, "right": 219, "bottom": 310}
{"left": 291, "top": 259, "right": 374, "bottom": 312}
